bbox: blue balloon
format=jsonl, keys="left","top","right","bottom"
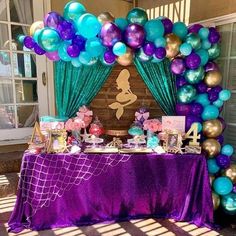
{"left": 71, "top": 57, "right": 82, "bottom": 68}
{"left": 75, "top": 13, "right": 101, "bottom": 39}
{"left": 219, "top": 89, "right": 231, "bottom": 101}
{"left": 198, "top": 27, "right": 209, "bottom": 39}
{"left": 196, "top": 49, "right": 209, "bottom": 66}
{"left": 180, "top": 43, "right": 192, "bottom": 56}
{"left": 154, "top": 37, "right": 166, "bottom": 48}
{"left": 213, "top": 99, "right": 224, "bottom": 108}
{"left": 213, "top": 177, "right": 233, "bottom": 196}
{"left": 201, "top": 105, "right": 219, "bottom": 121}
{"left": 207, "top": 158, "right": 220, "bottom": 174}
{"left": 63, "top": 1, "right": 86, "bottom": 21}
{"left": 221, "top": 144, "right": 234, "bottom": 156}
{"left": 202, "top": 39, "right": 211, "bottom": 50}
{"left": 195, "top": 93, "right": 210, "bottom": 107}
{"left": 112, "top": 42, "right": 127, "bottom": 56}
{"left": 33, "top": 29, "right": 42, "bottom": 44}
{"left": 115, "top": 18, "right": 128, "bottom": 31}
{"left": 85, "top": 37, "right": 103, "bottom": 57}
{"left": 58, "top": 41, "right": 71, "bottom": 61}
{"left": 79, "top": 51, "right": 92, "bottom": 65}
{"left": 144, "top": 19, "right": 164, "bottom": 42}
{"left": 173, "top": 22, "right": 188, "bottom": 39}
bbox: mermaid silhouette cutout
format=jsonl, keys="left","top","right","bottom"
{"left": 109, "top": 69, "right": 137, "bottom": 120}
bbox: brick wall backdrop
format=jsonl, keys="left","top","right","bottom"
{"left": 90, "top": 64, "right": 164, "bottom": 130}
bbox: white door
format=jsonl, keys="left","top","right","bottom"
{"left": 0, "top": 0, "right": 53, "bottom": 143}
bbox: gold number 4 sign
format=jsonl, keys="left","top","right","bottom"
{"left": 185, "top": 123, "right": 201, "bottom": 146}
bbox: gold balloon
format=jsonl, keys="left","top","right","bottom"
{"left": 212, "top": 192, "right": 220, "bottom": 210}
{"left": 202, "top": 138, "right": 221, "bottom": 157}
{"left": 209, "top": 175, "right": 215, "bottom": 186}
{"left": 29, "top": 21, "right": 44, "bottom": 36}
{"left": 165, "top": 33, "right": 182, "bottom": 58}
{"left": 98, "top": 12, "right": 115, "bottom": 25}
{"left": 222, "top": 164, "right": 236, "bottom": 184}
{"left": 204, "top": 71, "right": 222, "bottom": 87}
{"left": 117, "top": 48, "right": 133, "bottom": 66}
{"left": 203, "top": 119, "right": 223, "bottom": 138}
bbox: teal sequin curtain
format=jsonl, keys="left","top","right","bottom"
{"left": 134, "top": 58, "right": 177, "bottom": 115}
{"left": 54, "top": 60, "right": 113, "bottom": 118}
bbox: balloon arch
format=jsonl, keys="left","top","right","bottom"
{"left": 20, "top": 1, "right": 236, "bottom": 213}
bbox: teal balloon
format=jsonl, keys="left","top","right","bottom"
{"left": 154, "top": 37, "right": 166, "bottom": 48}
{"left": 195, "top": 122, "right": 202, "bottom": 132}
{"left": 219, "top": 89, "right": 231, "bottom": 101}
{"left": 221, "top": 193, "right": 236, "bottom": 215}
{"left": 17, "top": 34, "right": 25, "bottom": 44}
{"left": 185, "top": 33, "right": 201, "bottom": 50}
{"left": 221, "top": 144, "right": 234, "bottom": 156}
{"left": 213, "top": 99, "right": 224, "bottom": 108}
{"left": 177, "top": 85, "right": 197, "bottom": 103}
{"left": 195, "top": 93, "right": 210, "bottom": 107}
{"left": 79, "top": 51, "right": 92, "bottom": 65}
{"left": 137, "top": 48, "right": 152, "bottom": 62}
{"left": 201, "top": 105, "right": 219, "bottom": 121}
{"left": 213, "top": 177, "right": 233, "bottom": 196}
{"left": 207, "top": 158, "right": 220, "bottom": 174}
{"left": 144, "top": 19, "right": 164, "bottom": 42}
{"left": 115, "top": 18, "right": 128, "bottom": 31}
{"left": 198, "top": 27, "right": 209, "bottom": 39}
{"left": 196, "top": 49, "right": 209, "bottom": 66}
{"left": 58, "top": 41, "right": 71, "bottom": 61}
{"left": 112, "top": 42, "right": 127, "bottom": 56}
{"left": 63, "top": 1, "right": 86, "bottom": 21}
{"left": 208, "top": 43, "right": 220, "bottom": 60}
{"left": 180, "top": 43, "right": 192, "bottom": 56}
{"left": 127, "top": 7, "right": 148, "bottom": 26}
{"left": 85, "top": 37, "right": 103, "bottom": 57}
{"left": 38, "top": 28, "right": 61, "bottom": 52}
{"left": 202, "top": 39, "right": 211, "bottom": 50}
{"left": 152, "top": 56, "right": 164, "bottom": 63}
{"left": 173, "top": 22, "right": 188, "bottom": 39}
{"left": 71, "top": 57, "right": 82, "bottom": 68}
{"left": 184, "top": 66, "right": 205, "bottom": 84}
{"left": 75, "top": 13, "right": 101, "bottom": 39}
{"left": 33, "top": 29, "right": 42, "bottom": 44}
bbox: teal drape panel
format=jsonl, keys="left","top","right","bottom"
{"left": 134, "top": 58, "right": 177, "bottom": 115}
{"left": 54, "top": 60, "right": 113, "bottom": 118}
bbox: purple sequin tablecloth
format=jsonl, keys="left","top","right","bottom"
{"left": 8, "top": 152, "right": 214, "bottom": 233}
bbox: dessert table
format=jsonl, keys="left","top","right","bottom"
{"left": 8, "top": 152, "right": 214, "bottom": 233}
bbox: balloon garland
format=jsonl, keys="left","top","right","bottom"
{"left": 19, "top": 1, "right": 236, "bottom": 214}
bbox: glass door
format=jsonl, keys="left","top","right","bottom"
{"left": 0, "top": 0, "right": 49, "bottom": 142}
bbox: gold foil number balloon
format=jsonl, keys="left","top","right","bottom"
{"left": 223, "top": 164, "right": 236, "bottom": 184}
{"left": 165, "top": 33, "right": 182, "bottom": 58}
{"left": 212, "top": 192, "right": 220, "bottom": 210}
{"left": 204, "top": 70, "right": 222, "bottom": 87}
{"left": 30, "top": 21, "right": 44, "bottom": 36}
{"left": 98, "top": 12, "right": 115, "bottom": 25}
{"left": 203, "top": 119, "right": 223, "bottom": 138}
{"left": 202, "top": 138, "right": 221, "bottom": 157}
{"left": 117, "top": 47, "right": 133, "bottom": 66}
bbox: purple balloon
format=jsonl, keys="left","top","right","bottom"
{"left": 34, "top": 44, "right": 46, "bottom": 55}
{"left": 104, "top": 50, "right": 116, "bottom": 64}
{"left": 185, "top": 53, "right": 201, "bottom": 69}
{"left": 204, "top": 61, "right": 219, "bottom": 72}
{"left": 72, "top": 35, "right": 86, "bottom": 51}
{"left": 170, "top": 58, "right": 186, "bottom": 75}
{"left": 191, "top": 103, "right": 203, "bottom": 116}
{"left": 186, "top": 115, "right": 202, "bottom": 131}
{"left": 188, "top": 24, "right": 203, "bottom": 34}
{"left": 67, "top": 44, "right": 80, "bottom": 58}
{"left": 124, "top": 23, "right": 145, "bottom": 49}
{"left": 100, "top": 22, "right": 122, "bottom": 47}
{"left": 196, "top": 81, "right": 208, "bottom": 93}
{"left": 44, "top": 11, "right": 63, "bottom": 29}
{"left": 216, "top": 154, "right": 231, "bottom": 169}
{"left": 176, "top": 76, "right": 188, "bottom": 88}
{"left": 208, "top": 89, "right": 219, "bottom": 102}
{"left": 212, "top": 85, "right": 223, "bottom": 93}
{"left": 161, "top": 18, "right": 173, "bottom": 34}
{"left": 208, "top": 27, "right": 220, "bottom": 44}
{"left": 24, "top": 36, "right": 36, "bottom": 49}
{"left": 233, "top": 184, "right": 236, "bottom": 193}
{"left": 154, "top": 47, "right": 166, "bottom": 59}
{"left": 58, "top": 20, "right": 75, "bottom": 40}
{"left": 216, "top": 135, "right": 224, "bottom": 145}
{"left": 143, "top": 42, "right": 155, "bottom": 56}
{"left": 45, "top": 51, "right": 60, "bottom": 61}
{"left": 176, "top": 103, "right": 191, "bottom": 115}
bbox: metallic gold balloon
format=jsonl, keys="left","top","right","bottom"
{"left": 202, "top": 138, "right": 221, "bottom": 157}
{"left": 223, "top": 164, "right": 236, "bottom": 184}
{"left": 212, "top": 192, "right": 220, "bottom": 210}
{"left": 29, "top": 21, "right": 44, "bottom": 36}
{"left": 203, "top": 119, "right": 223, "bottom": 138}
{"left": 204, "top": 70, "right": 222, "bottom": 87}
{"left": 117, "top": 47, "right": 133, "bottom": 66}
{"left": 98, "top": 12, "right": 115, "bottom": 25}
{"left": 165, "top": 33, "right": 182, "bottom": 58}
{"left": 209, "top": 175, "right": 215, "bottom": 186}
